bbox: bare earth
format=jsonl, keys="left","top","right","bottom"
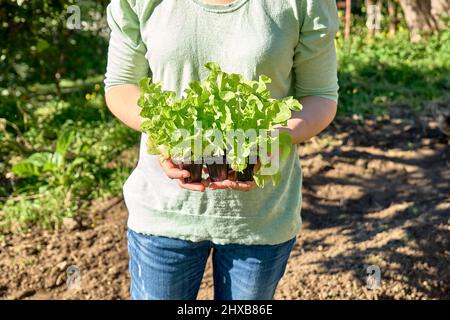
{"left": 1, "top": 112, "right": 449, "bottom": 300}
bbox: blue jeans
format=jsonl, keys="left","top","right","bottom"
{"left": 127, "top": 229, "right": 296, "bottom": 300}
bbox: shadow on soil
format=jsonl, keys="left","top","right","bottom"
{"left": 294, "top": 112, "right": 449, "bottom": 299}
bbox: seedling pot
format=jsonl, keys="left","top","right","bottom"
{"left": 205, "top": 156, "right": 229, "bottom": 182}
{"left": 178, "top": 162, "right": 203, "bottom": 183}
{"left": 236, "top": 163, "right": 255, "bottom": 182}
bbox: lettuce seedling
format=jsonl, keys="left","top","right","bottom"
{"left": 138, "top": 62, "right": 302, "bottom": 187}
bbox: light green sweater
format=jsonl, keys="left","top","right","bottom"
{"left": 105, "top": 0, "right": 339, "bottom": 245}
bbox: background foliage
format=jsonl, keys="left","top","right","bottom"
{"left": 0, "top": 0, "right": 110, "bottom": 90}
{"left": 0, "top": 1, "right": 449, "bottom": 232}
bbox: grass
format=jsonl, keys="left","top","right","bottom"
{"left": 0, "top": 81, "right": 138, "bottom": 232}
{"left": 1, "top": 30, "right": 449, "bottom": 232}
{"left": 337, "top": 30, "right": 450, "bottom": 115}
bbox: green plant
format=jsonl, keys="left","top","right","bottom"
{"left": 138, "top": 62, "right": 302, "bottom": 186}
{"left": 337, "top": 30, "right": 450, "bottom": 116}
{"left": 0, "top": 86, "right": 138, "bottom": 231}
{"left": 11, "top": 130, "right": 83, "bottom": 186}
{"left": 0, "top": 0, "right": 109, "bottom": 92}
{"left": 0, "top": 186, "right": 80, "bottom": 232}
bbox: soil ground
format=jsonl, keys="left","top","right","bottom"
{"left": 1, "top": 110, "right": 449, "bottom": 300}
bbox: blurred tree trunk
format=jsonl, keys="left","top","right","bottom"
{"left": 431, "top": 0, "right": 450, "bottom": 27}
{"left": 398, "top": 0, "right": 450, "bottom": 42}
{"left": 388, "top": 0, "right": 399, "bottom": 37}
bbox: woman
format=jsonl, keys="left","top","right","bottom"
{"left": 105, "top": 0, "right": 339, "bottom": 300}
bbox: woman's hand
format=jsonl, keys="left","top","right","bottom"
{"left": 209, "top": 179, "right": 256, "bottom": 192}
{"left": 160, "top": 157, "right": 256, "bottom": 192}
{"left": 209, "top": 167, "right": 257, "bottom": 192}
{"left": 159, "top": 158, "right": 209, "bottom": 192}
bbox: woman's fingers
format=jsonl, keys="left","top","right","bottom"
{"left": 209, "top": 180, "right": 256, "bottom": 192}
{"left": 177, "top": 179, "right": 207, "bottom": 192}
{"left": 160, "top": 158, "right": 255, "bottom": 192}
{"left": 167, "top": 167, "right": 190, "bottom": 179}
{"left": 160, "top": 158, "right": 190, "bottom": 179}
{"left": 208, "top": 166, "right": 256, "bottom": 191}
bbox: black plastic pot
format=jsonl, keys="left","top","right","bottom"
{"left": 178, "top": 162, "right": 203, "bottom": 183}
{"left": 236, "top": 163, "right": 255, "bottom": 182}
{"left": 205, "top": 156, "right": 229, "bottom": 182}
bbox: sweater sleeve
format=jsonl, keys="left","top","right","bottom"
{"left": 293, "top": 0, "right": 339, "bottom": 102}
{"left": 104, "top": 0, "right": 150, "bottom": 90}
